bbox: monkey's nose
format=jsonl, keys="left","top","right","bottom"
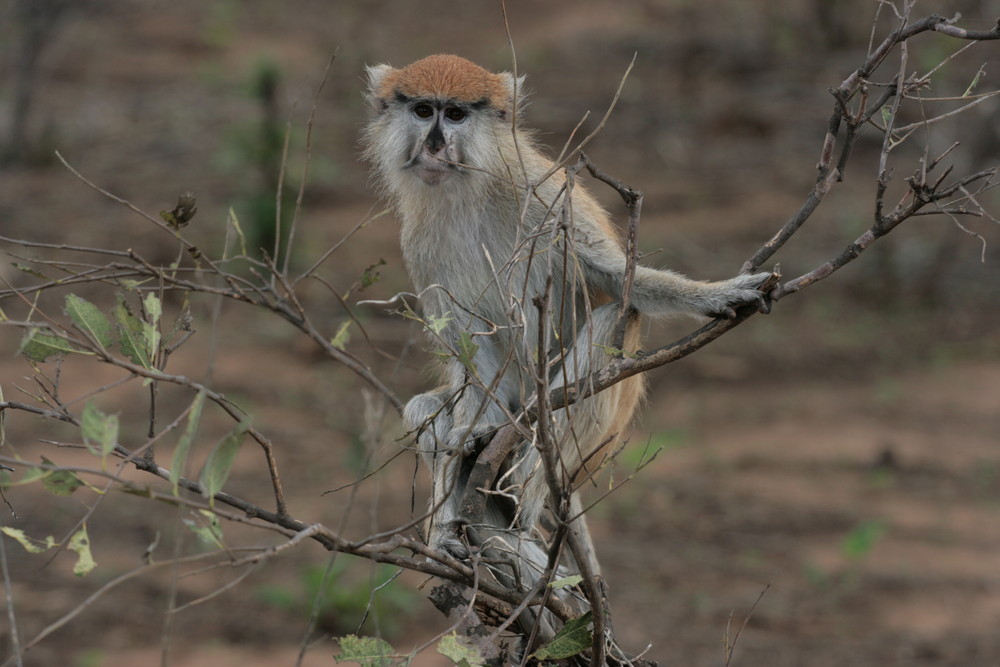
{"left": 424, "top": 122, "right": 447, "bottom": 154}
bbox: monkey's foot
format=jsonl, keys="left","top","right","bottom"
{"left": 447, "top": 422, "right": 503, "bottom": 458}
{"left": 430, "top": 520, "right": 472, "bottom": 560}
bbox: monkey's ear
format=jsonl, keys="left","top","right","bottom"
{"left": 496, "top": 72, "right": 527, "bottom": 119}
{"left": 364, "top": 64, "right": 395, "bottom": 112}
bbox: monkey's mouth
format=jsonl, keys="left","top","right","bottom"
{"left": 403, "top": 152, "right": 464, "bottom": 186}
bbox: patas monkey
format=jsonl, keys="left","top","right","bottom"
{"left": 362, "top": 55, "right": 768, "bottom": 581}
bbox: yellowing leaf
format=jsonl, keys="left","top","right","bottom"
{"left": 228, "top": 207, "right": 248, "bottom": 257}
{"left": 549, "top": 574, "right": 583, "bottom": 590}
{"left": 334, "top": 635, "right": 397, "bottom": 666}
{"left": 68, "top": 525, "right": 96, "bottom": 576}
{"left": 437, "top": 633, "right": 484, "bottom": 667}
{"left": 142, "top": 293, "right": 162, "bottom": 358}
{"left": 331, "top": 321, "right": 352, "bottom": 351}
{"left": 0, "top": 527, "right": 57, "bottom": 554}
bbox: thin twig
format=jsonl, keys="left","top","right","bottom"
{"left": 284, "top": 51, "right": 338, "bottom": 277}
{"left": 724, "top": 583, "right": 771, "bottom": 666}
{"left": 0, "top": 530, "right": 22, "bottom": 667}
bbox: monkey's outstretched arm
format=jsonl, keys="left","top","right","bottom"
{"left": 576, "top": 233, "right": 771, "bottom": 318}
{"left": 626, "top": 265, "right": 771, "bottom": 317}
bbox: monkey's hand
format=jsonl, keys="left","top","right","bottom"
{"left": 700, "top": 271, "right": 774, "bottom": 319}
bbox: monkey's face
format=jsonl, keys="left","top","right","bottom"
{"left": 362, "top": 56, "right": 520, "bottom": 194}
{"left": 397, "top": 97, "right": 476, "bottom": 186}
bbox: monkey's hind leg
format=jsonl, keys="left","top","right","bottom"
{"left": 516, "top": 303, "right": 645, "bottom": 575}
{"left": 404, "top": 388, "right": 473, "bottom": 557}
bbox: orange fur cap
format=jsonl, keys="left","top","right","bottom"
{"left": 374, "top": 54, "right": 513, "bottom": 108}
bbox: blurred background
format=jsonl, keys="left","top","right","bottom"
{"left": 1, "top": 1, "right": 999, "bottom": 665}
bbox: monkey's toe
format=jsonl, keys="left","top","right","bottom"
{"left": 754, "top": 291, "right": 772, "bottom": 314}
{"left": 448, "top": 423, "right": 502, "bottom": 458}
{"left": 439, "top": 537, "right": 470, "bottom": 560}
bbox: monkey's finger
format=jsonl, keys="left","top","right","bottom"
{"left": 754, "top": 291, "right": 772, "bottom": 314}
{"left": 461, "top": 439, "right": 478, "bottom": 457}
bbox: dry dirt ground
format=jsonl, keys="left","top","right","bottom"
{"left": 1, "top": 2, "right": 1000, "bottom": 666}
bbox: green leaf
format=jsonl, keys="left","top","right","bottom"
{"left": 334, "top": 635, "right": 398, "bottom": 666}
{"left": 330, "top": 321, "right": 352, "bottom": 351}
{"left": 0, "top": 384, "right": 5, "bottom": 448}
{"left": 81, "top": 401, "right": 119, "bottom": 457}
{"left": 426, "top": 313, "right": 452, "bottom": 335}
{"left": 963, "top": 66, "right": 984, "bottom": 97}
{"left": 455, "top": 331, "right": 478, "bottom": 374}
{"left": 68, "top": 525, "right": 96, "bottom": 576}
{"left": 437, "top": 633, "right": 484, "bottom": 667}
{"left": 118, "top": 485, "right": 158, "bottom": 501}
{"left": 114, "top": 300, "right": 151, "bottom": 368}
{"left": 0, "top": 527, "right": 57, "bottom": 553}
{"left": 117, "top": 278, "right": 149, "bottom": 292}
{"left": 841, "top": 519, "right": 886, "bottom": 561}
{"left": 64, "top": 294, "right": 113, "bottom": 351}
{"left": 532, "top": 611, "right": 593, "bottom": 661}
{"left": 40, "top": 459, "right": 84, "bottom": 496}
{"left": 160, "top": 192, "right": 198, "bottom": 229}
{"left": 15, "top": 465, "right": 48, "bottom": 486}
{"left": 166, "top": 304, "right": 193, "bottom": 343}
{"left": 19, "top": 329, "right": 80, "bottom": 362}
{"left": 549, "top": 574, "right": 583, "bottom": 590}
{"left": 359, "top": 259, "right": 386, "bottom": 290}
{"left": 198, "top": 421, "right": 248, "bottom": 503}
{"left": 171, "top": 390, "right": 205, "bottom": 495}
{"left": 183, "top": 509, "right": 224, "bottom": 548}
{"left": 11, "top": 263, "right": 48, "bottom": 280}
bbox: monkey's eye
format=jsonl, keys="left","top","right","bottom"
{"left": 412, "top": 104, "right": 434, "bottom": 119}
{"left": 443, "top": 107, "right": 467, "bottom": 122}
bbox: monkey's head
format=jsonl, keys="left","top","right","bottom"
{"left": 362, "top": 54, "right": 523, "bottom": 191}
